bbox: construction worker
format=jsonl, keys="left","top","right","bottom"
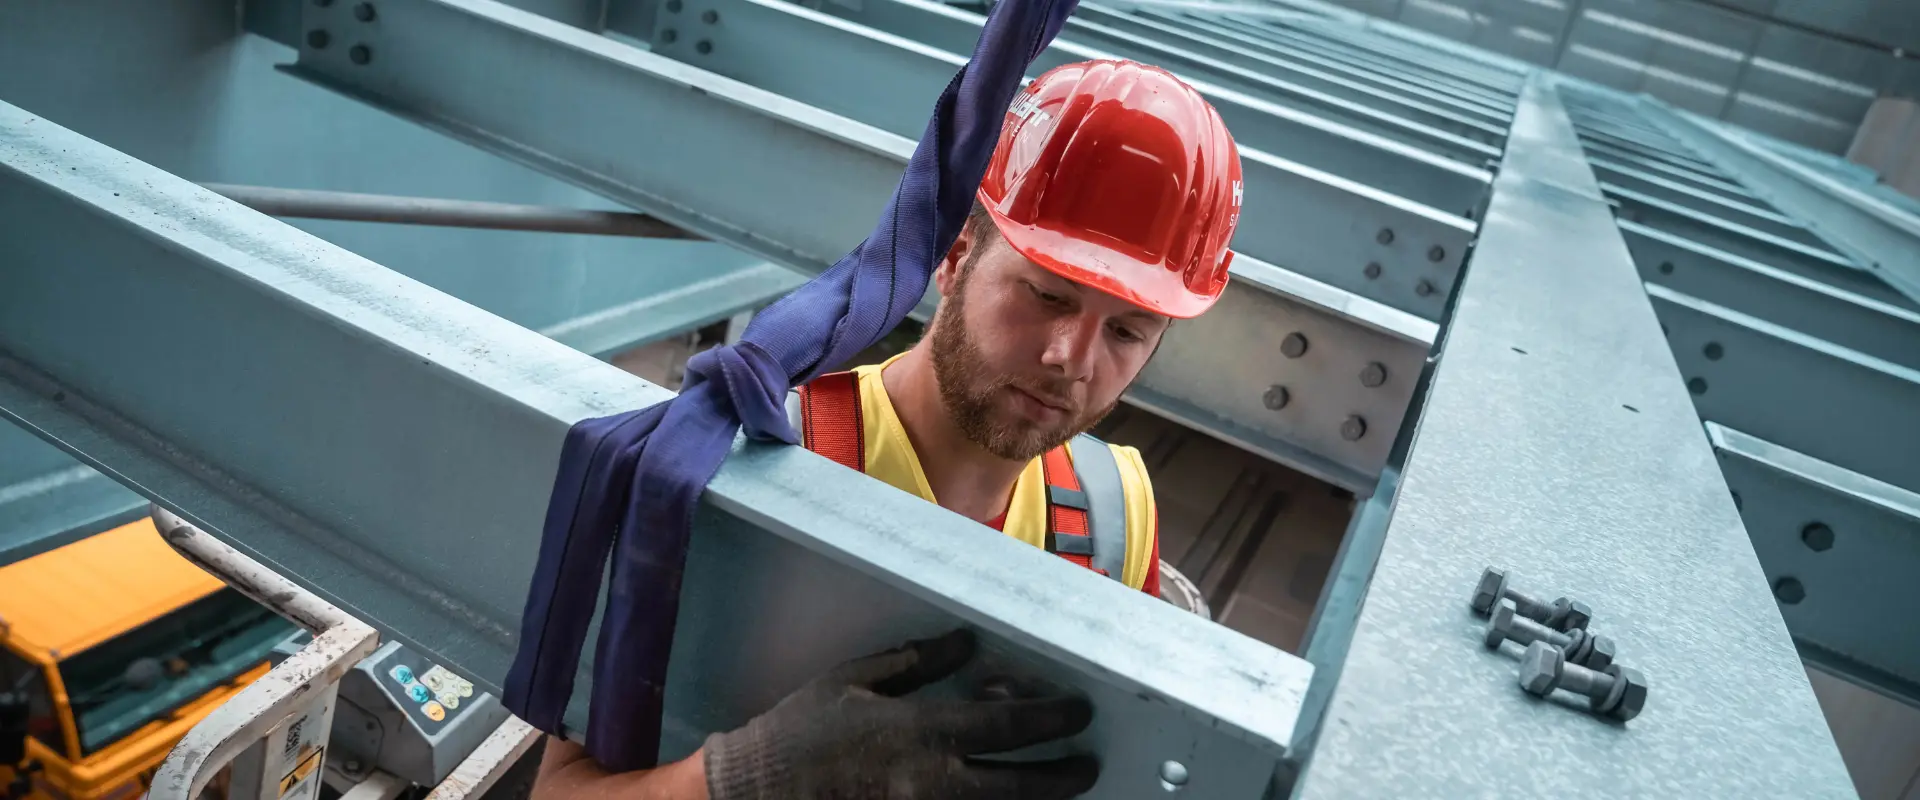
{"left": 530, "top": 57, "right": 1241, "bottom": 800}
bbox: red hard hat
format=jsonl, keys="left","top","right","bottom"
{"left": 978, "top": 59, "right": 1242, "bottom": 320}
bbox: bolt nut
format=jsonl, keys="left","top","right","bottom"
{"left": 1551, "top": 597, "right": 1592, "bottom": 632}
{"left": 1280, "top": 332, "right": 1308, "bottom": 358}
{"left": 1263, "top": 385, "right": 1290, "bottom": 410}
{"left": 1774, "top": 577, "right": 1806, "bottom": 605}
{"left": 1584, "top": 634, "right": 1617, "bottom": 672}
{"left": 1340, "top": 415, "right": 1367, "bottom": 441}
{"left": 1360, "top": 361, "right": 1387, "bottom": 388}
{"left": 1605, "top": 665, "right": 1650, "bottom": 721}
{"left": 1518, "top": 642, "right": 1563, "bottom": 696}
{"left": 1470, "top": 567, "right": 1507, "bottom": 615}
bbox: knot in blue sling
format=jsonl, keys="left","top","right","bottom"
{"left": 501, "top": 0, "right": 1081, "bottom": 771}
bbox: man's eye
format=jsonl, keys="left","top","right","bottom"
{"left": 1111, "top": 324, "right": 1142, "bottom": 343}
{"left": 1029, "top": 285, "right": 1065, "bottom": 305}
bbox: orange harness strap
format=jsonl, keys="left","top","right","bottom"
{"left": 1039, "top": 448, "right": 1102, "bottom": 576}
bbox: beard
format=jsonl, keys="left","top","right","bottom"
{"left": 928, "top": 261, "right": 1119, "bottom": 462}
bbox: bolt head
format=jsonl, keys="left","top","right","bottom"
{"left": 1518, "top": 642, "right": 1563, "bottom": 696}
{"left": 702, "top": 9, "right": 719, "bottom": 22}
{"left": 353, "top": 2, "right": 376, "bottom": 21}
{"left": 1263, "top": 385, "right": 1290, "bottom": 410}
{"left": 1281, "top": 332, "right": 1308, "bottom": 358}
{"left": 1340, "top": 415, "right": 1367, "bottom": 441}
{"left": 1360, "top": 361, "right": 1387, "bottom": 388}
{"left": 1605, "top": 665, "right": 1649, "bottom": 721}
{"left": 1774, "top": 577, "right": 1806, "bottom": 605}
{"left": 1415, "top": 279, "right": 1436, "bottom": 297}
{"left": 1363, "top": 262, "right": 1382, "bottom": 279}
{"left": 306, "top": 29, "right": 331, "bottom": 49}
{"left": 695, "top": 39, "right": 713, "bottom": 54}
{"left": 1583, "top": 634, "right": 1617, "bottom": 672}
{"left": 1376, "top": 228, "right": 1395, "bottom": 245}
{"left": 1471, "top": 567, "right": 1507, "bottom": 615}
{"left": 348, "top": 44, "right": 371, "bottom": 65}
{"left": 1427, "top": 245, "right": 1445, "bottom": 262}
{"left": 1484, "top": 601, "right": 1515, "bottom": 648}
{"left": 1551, "top": 598, "right": 1591, "bottom": 632}
{"left": 1801, "top": 523, "right": 1834, "bottom": 552}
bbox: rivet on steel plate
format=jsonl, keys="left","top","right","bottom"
{"left": 661, "top": 27, "right": 679, "bottom": 43}
{"left": 1340, "top": 415, "right": 1366, "bottom": 441}
{"left": 1773, "top": 577, "right": 1805, "bottom": 604}
{"left": 1280, "top": 332, "right": 1308, "bottom": 359}
{"left": 1427, "top": 245, "right": 1445, "bottom": 262}
{"left": 1415, "top": 279, "right": 1436, "bottom": 297}
{"left": 1363, "top": 262, "right": 1382, "bottom": 279}
{"left": 1375, "top": 228, "right": 1395, "bottom": 245}
{"left": 1703, "top": 342, "right": 1723, "bottom": 361}
{"left": 1360, "top": 362, "right": 1387, "bottom": 388}
{"left": 1263, "top": 385, "right": 1290, "bottom": 410}
{"left": 1159, "top": 760, "right": 1189, "bottom": 792}
{"left": 696, "top": 39, "right": 713, "bottom": 54}
{"left": 349, "top": 44, "right": 372, "bottom": 65}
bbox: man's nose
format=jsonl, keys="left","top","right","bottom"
{"left": 1038, "top": 315, "right": 1099, "bottom": 381}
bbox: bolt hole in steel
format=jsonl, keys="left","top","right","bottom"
{"left": 349, "top": 44, "right": 372, "bottom": 64}
{"left": 696, "top": 39, "right": 714, "bottom": 54}
{"left": 1687, "top": 377, "right": 1707, "bottom": 395}
{"left": 306, "top": 29, "right": 330, "bottom": 49}
{"left": 1703, "top": 342, "right": 1724, "bottom": 360}
{"left": 1774, "top": 577, "right": 1806, "bottom": 604}
{"left": 1159, "top": 760, "right": 1188, "bottom": 792}
{"left": 1658, "top": 261, "right": 1674, "bottom": 275}
{"left": 353, "top": 2, "right": 376, "bottom": 21}
{"left": 1801, "top": 522, "right": 1835, "bottom": 552}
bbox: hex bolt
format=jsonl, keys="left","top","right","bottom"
{"left": 1801, "top": 523, "right": 1834, "bottom": 552}
{"left": 1485, "top": 602, "right": 1615, "bottom": 671}
{"left": 1376, "top": 228, "right": 1395, "bottom": 245}
{"left": 1280, "top": 332, "right": 1309, "bottom": 358}
{"left": 1427, "top": 245, "right": 1445, "bottom": 262}
{"left": 1340, "top": 415, "right": 1366, "bottom": 441}
{"left": 1359, "top": 361, "right": 1387, "bottom": 388}
{"left": 1415, "top": 279, "right": 1436, "bottom": 297}
{"left": 1470, "top": 567, "right": 1591, "bottom": 631}
{"left": 306, "top": 29, "right": 331, "bottom": 49}
{"left": 1363, "top": 262, "right": 1382, "bottom": 280}
{"left": 1774, "top": 577, "right": 1806, "bottom": 604}
{"left": 353, "top": 2, "right": 376, "bottom": 21}
{"left": 1518, "top": 642, "right": 1648, "bottom": 722}
{"left": 348, "top": 44, "right": 372, "bottom": 65}
{"left": 1263, "top": 385, "right": 1290, "bottom": 410}
{"left": 696, "top": 39, "right": 713, "bottom": 54}
{"left": 702, "top": 9, "right": 719, "bottom": 22}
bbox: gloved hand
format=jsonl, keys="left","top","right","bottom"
{"left": 703, "top": 629, "right": 1099, "bottom": 800}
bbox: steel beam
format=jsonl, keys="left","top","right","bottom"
{"left": 755, "top": 0, "right": 1494, "bottom": 214}
{"left": 1608, "top": 186, "right": 1876, "bottom": 296}
{"left": 1709, "top": 423, "right": 1920, "bottom": 707}
{"left": 1592, "top": 165, "right": 1816, "bottom": 246}
{"left": 1092, "top": 4, "right": 1513, "bottom": 125}
{"left": 1646, "top": 102, "right": 1920, "bottom": 308}
{"left": 1292, "top": 75, "right": 1853, "bottom": 798}
{"left": 0, "top": 424, "right": 145, "bottom": 564}
{"left": 0, "top": 102, "right": 1313, "bottom": 795}
{"left": 279, "top": 0, "right": 1449, "bottom": 486}
{"left": 1587, "top": 152, "right": 1752, "bottom": 205}
{"left": 1649, "top": 283, "right": 1920, "bottom": 494}
{"left": 1061, "top": 4, "right": 1508, "bottom": 146}
{"left": 1625, "top": 221, "right": 1920, "bottom": 370}
{"left": 200, "top": 183, "right": 701, "bottom": 239}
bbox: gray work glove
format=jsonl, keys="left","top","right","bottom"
{"left": 703, "top": 629, "right": 1099, "bottom": 800}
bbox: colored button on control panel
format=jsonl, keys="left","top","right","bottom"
{"left": 390, "top": 665, "right": 414, "bottom": 685}
{"left": 423, "top": 701, "right": 446, "bottom": 722}
{"left": 409, "top": 684, "right": 431, "bottom": 704}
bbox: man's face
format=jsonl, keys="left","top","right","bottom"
{"left": 928, "top": 222, "right": 1172, "bottom": 461}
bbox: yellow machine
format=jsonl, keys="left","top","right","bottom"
{"left": 0, "top": 518, "right": 295, "bottom": 800}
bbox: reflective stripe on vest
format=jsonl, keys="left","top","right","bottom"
{"left": 788, "top": 373, "right": 1132, "bottom": 585}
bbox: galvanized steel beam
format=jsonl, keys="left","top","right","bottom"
{"left": 1608, "top": 186, "right": 1869, "bottom": 292}
{"left": 1292, "top": 75, "right": 1853, "bottom": 797}
{"left": 758, "top": 0, "right": 1493, "bottom": 214}
{"left": 1625, "top": 221, "right": 1920, "bottom": 370}
{"left": 1587, "top": 152, "right": 1753, "bottom": 205}
{"left": 1060, "top": 5, "right": 1508, "bottom": 148}
{"left": 0, "top": 102, "right": 1313, "bottom": 795}
{"left": 1709, "top": 423, "right": 1920, "bottom": 707}
{"left": 1644, "top": 102, "right": 1920, "bottom": 308}
{"left": 1650, "top": 283, "right": 1920, "bottom": 494}
{"left": 1591, "top": 165, "right": 1815, "bottom": 246}
{"left": 280, "top": 0, "right": 1449, "bottom": 485}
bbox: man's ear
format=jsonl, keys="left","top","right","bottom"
{"left": 934, "top": 225, "right": 974, "bottom": 297}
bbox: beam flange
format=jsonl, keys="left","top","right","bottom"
{"left": 1292, "top": 75, "right": 1853, "bottom": 798}
{"left": 0, "top": 101, "right": 1313, "bottom": 793}
{"left": 283, "top": 0, "right": 1447, "bottom": 484}
{"left": 0, "top": 424, "right": 146, "bottom": 565}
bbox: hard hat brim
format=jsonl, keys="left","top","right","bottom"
{"left": 980, "top": 199, "right": 1226, "bottom": 320}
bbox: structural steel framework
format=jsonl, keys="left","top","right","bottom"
{"left": 2, "top": 0, "right": 1914, "bottom": 794}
